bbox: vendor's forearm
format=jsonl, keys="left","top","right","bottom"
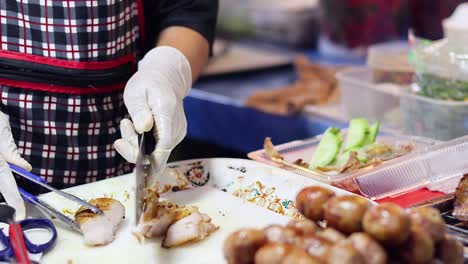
{"left": 157, "top": 26, "right": 210, "bottom": 83}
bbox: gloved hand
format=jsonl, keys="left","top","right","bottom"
{"left": 114, "top": 46, "right": 192, "bottom": 186}
{"left": 0, "top": 112, "right": 32, "bottom": 220}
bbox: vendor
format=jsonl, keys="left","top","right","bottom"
{"left": 0, "top": 0, "right": 218, "bottom": 218}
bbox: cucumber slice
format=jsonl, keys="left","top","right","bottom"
{"left": 309, "top": 128, "right": 342, "bottom": 168}
{"left": 364, "top": 121, "right": 380, "bottom": 145}
{"left": 334, "top": 150, "right": 368, "bottom": 167}
{"left": 335, "top": 151, "right": 351, "bottom": 167}
{"left": 344, "top": 118, "right": 370, "bottom": 151}
{"left": 356, "top": 155, "right": 368, "bottom": 163}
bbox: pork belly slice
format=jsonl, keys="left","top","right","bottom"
{"left": 75, "top": 198, "right": 125, "bottom": 246}
{"left": 162, "top": 212, "right": 219, "bottom": 248}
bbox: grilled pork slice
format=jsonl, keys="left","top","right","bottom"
{"left": 162, "top": 212, "right": 219, "bottom": 248}
{"left": 138, "top": 189, "right": 198, "bottom": 238}
{"left": 453, "top": 174, "right": 468, "bottom": 221}
{"left": 75, "top": 198, "right": 125, "bottom": 246}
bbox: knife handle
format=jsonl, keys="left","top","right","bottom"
{"left": 138, "top": 129, "right": 156, "bottom": 155}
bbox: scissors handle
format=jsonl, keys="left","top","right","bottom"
{"left": 0, "top": 230, "right": 13, "bottom": 261}
{"left": 138, "top": 130, "right": 157, "bottom": 155}
{"left": 9, "top": 223, "right": 32, "bottom": 264}
{"left": 20, "top": 219, "right": 57, "bottom": 254}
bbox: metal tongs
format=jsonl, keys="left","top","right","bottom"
{"left": 135, "top": 130, "right": 157, "bottom": 224}
{"left": 9, "top": 164, "right": 104, "bottom": 233}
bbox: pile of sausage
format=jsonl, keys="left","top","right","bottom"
{"left": 223, "top": 186, "right": 464, "bottom": 264}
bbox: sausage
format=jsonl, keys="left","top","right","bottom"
{"left": 327, "top": 240, "right": 365, "bottom": 264}
{"left": 435, "top": 236, "right": 464, "bottom": 264}
{"left": 407, "top": 207, "right": 446, "bottom": 242}
{"left": 363, "top": 203, "right": 411, "bottom": 246}
{"left": 323, "top": 195, "right": 371, "bottom": 234}
{"left": 254, "top": 243, "right": 289, "bottom": 264}
{"left": 281, "top": 247, "right": 322, "bottom": 264}
{"left": 254, "top": 243, "right": 322, "bottom": 264}
{"left": 296, "top": 186, "right": 335, "bottom": 221}
{"left": 287, "top": 219, "right": 319, "bottom": 236}
{"left": 295, "top": 235, "right": 333, "bottom": 262}
{"left": 224, "top": 228, "right": 267, "bottom": 264}
{"left": 263, "top": 225, "right": 298, "bottom": 245}
{"left": 348, "top": 233, "right": 387, "bottom": 264}
{"left": 315, "top": 227, "right": 346, "bottom": 243}
{"left": 398, "top": 227, "right": 434, "bottom": 264}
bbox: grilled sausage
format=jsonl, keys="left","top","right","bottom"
{"left": 287, "top": 219, "right": 319, "bottom": 236}
{"left": 407, "top": 207, "right": 446, "bottom": 242}
{"left": 348, "top": 233, "right": 387, "bottom": 264}
{"left": 363, "top": 203, "right": 411, "bottom": 246}
{"left": 296, "top": 186, "right": 335, "bottom": 221}
{"left": 224, "top": 228, "right": 267, "bottom": 264}
{"left": 255, "top": 243, "right": 322, "bottom": 264}
{"left": 323, "top": 195, "right": 371, "bottom": 234}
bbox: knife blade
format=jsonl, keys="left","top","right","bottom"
{"left": 135, "top": 130, "right": 157, "bottom": 224}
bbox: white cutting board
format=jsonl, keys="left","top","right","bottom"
{"left": 33, "top": 158, "right": 366, "bottom": 264}
{"left": 40, "top": 184, "right": 288, "bottom": 264}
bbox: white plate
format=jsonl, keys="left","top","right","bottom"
{"left": 36, "top": 158, "right": 370, "bottom": 264}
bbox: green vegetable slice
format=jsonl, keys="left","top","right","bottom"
{"left": 334, "top": 151, "right": 351, "bottom": 168}
{"left": 309, "top": 127, "right": 342, "bottom": 169}
{"left": 364, "top": 121, "right": 380, "bottom": 145}
{"left": 344, "top": 118, "right": 370, "bottom": 151}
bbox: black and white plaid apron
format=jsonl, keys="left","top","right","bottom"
{"left": 0, "top": 0, "right": 146, "bottom": 192}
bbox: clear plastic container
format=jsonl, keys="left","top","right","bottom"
{"left": 248, "top": 129, "right": 438, "bottom": 194}
{"left": 353, "top": 134, "right": 468, "bottom": 200}
{"left": 367, "top": 42, "right": 414, "bottom": 85}
{"left": 400, "top": 91, "right": 468, "bottom": 140}
{"left": 337, "top": 67, "right": 403, "bottom": 129}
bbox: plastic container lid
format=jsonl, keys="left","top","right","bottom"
{"left": 367, "top": 42, "right": 414, "bottom": 73}
{"left": 353, "top": 134, "right": 468, "bottom": 200}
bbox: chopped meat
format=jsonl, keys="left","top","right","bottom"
{"left": 245, "top": 56, "right": 343, "bottom": 116}
{"left": 293, "top": 159, "right": 309, "bottom": 168}
{"left": 74, "top": 198, "right": 125, "bottom": 246}
{"left": 162, "top": 212, "right": 219, "bottom": 248}
{"left": 138, "top": 189, "right": 198, "bottom": 238}
{"left": 264, "top": 137, "right": 284, "bottom": 160}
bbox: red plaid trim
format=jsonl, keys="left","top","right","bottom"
{"left": 0, "top": 78, "right": 126, "bottom": 94}
{"left": 0, "top": 50, "right": 135, "bottom": 70}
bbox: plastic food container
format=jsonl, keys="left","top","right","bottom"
{"left": 248, "top": 130, "right": 438, "bottom": 195}
{"left": 336, "top": 67, "right": 403, "bottom": 129}
{"left": 400, "top": 91, "right": 468, "bottom": 140}
{"left": 352, "top": 134, "right": 468, "bottom": 200}
{"left": 367, "top": 42, "right": 414, "bottom": 85}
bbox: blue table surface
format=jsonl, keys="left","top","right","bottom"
{"left": 184, "top": 47, "right": 365, "bottom": 154}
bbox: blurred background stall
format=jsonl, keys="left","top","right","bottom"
{"left": 170, "top": 0, "right": 468, "bottom": 162}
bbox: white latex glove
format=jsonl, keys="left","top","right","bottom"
{"left": 114, "top": 46, "right": 192, "bottom": 186}
{"left": 0, "top": 112, "right": 32, "bottom": 220}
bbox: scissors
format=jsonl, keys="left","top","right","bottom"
{"left": 135, "top": 130, "right": 157, "bottom": 224}
{"left": 0, "top": 204, "right": 57, "bottom": 264}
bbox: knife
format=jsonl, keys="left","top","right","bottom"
{"left": 135, "top": 130, "right": 157, "bottom": 224}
